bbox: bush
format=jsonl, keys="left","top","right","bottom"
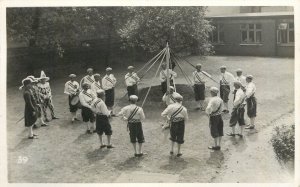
{"left": 271, "top": 124, "right": 295, "bottom": 162}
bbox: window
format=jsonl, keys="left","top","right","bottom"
{"left": 240, "top": 23, "right": 262, "bottom": 44}
{"left": 210, "top": 24, "right": 224, "bottom": 44}
{"left": 277, "top": 22, "right": 294, "bottom": 44}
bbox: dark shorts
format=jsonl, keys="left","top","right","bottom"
{"left": 68, "top": 95, "right": 79, "bottom": 113}
{"left": 247, "top": 96, "right": 257, "bottom": 118}
{"left": 194, "top": 83, "right": 205, "bottom": 101}
{"left": 209, "top": 115, "right": 224, "bottom": 138}
{"left": 220, "top": 85, "right": 230, "bottom": 102}
{"left": 127, "top": 84, "right": 138, "bottom": 98}
{"left": 161, "top": 80, "right": 174, "bottom": 94}
{"left": 81, "top": 106, "right": 95, "bottom": 122}
{"left": 105, "top": 88, "right": 115, "bottom": 108}
{"left": 229, "top": 107, "right": 245, "bottom": 127}
{"left": 170, "top": 120, "right": 185, "bottom": 144}
{"left": 128, "top": 122, "right": 145, "bottom": 143}
{"left": 96, "top": 115, "right": 112, "bottom": 135}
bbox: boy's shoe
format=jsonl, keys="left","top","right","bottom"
{"left": 245, "top": 125, "right": 255, "bottom": 129}
{"left": 107, "top": 145, "right": 115, "bottom": 149}
{"left": 226, "top": 132, "right": 235, "bottom": 137}
{"left": 176, "top": 153, "right": 183, "bottom": 157}
{"left": 100, "top": 145, "right": 107, "bottom": 149}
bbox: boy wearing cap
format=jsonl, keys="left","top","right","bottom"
{"left": 37, "top": 71, "right": 59, "bottom": 122}
{"left": 219, "top": 66, "right": 235, "bottom": 113}
{"left": 80, "top": 68, "right": 95, "bottom": 89}
{"left": 125, "top": 66, "right": 140, "bottom": 99}
{"left": 228, "top": 81, "right": 246, "bottom": 137}
{"left": 91, "top": 73, "right": 103, "bottom": 95}
{"left": 235, "top": 69, "right": 246, "bottom": 89}
{"left": 22, "top": 78, "right": 38, "bottom": 139}
{"left": 91, "top": 90, "right": 114, "bottom": 149}
{"left": 79, "top": 83, "right": 96, "bottom": 134}
{"left": 118, "top": 95, "right": 146, "bottom": 157}
{"left": 245, "top": 75, "right": 257, "bottom": 129}
{"left": 206, "top": 87, "right": 224, "bottom": 150}
{"left": 162, "top": 86, "right": 181, "bottom": 106}
{"left": 193, "top": 64, "right": 211, "bottom": 110}
{"left": 102, "top": 67, "right": 117, "bottom": 115}
{"left": 64, "top": 74, "right": 80, "bottom": 122}
{"left": 161, "top": 94, "right": 188, "bottom": 157}
{"left": 159, "top": 63, "right": 177, "bottom": 94}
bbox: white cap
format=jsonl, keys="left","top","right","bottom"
{"left": 174, "top": 94, "right": 183, "bottom": 101}
{"left": 82, "top": 83, "right": 89, "bottom": 87}
{"left": 236, "top": 68, "right": 242, "bottom": 72}
{"left": 96, "top": 89, "right": 105, "bottom": 94}
{"left": 128, "top": 66, "right": 134, "bottom": 70}
{"left": 106, "top": 67, "right": 112, "bottom": 71}
{"left": 210, "top": 87, "right": 219, "bottom": 94}
{"left": 69, "top": 74, "right": 76, "bottom": 78}
{"left": 196, "top": 63, "right": 202, "bottom": 67}
{"left": 87, "top": 68, "right": 93, "bottom": 73}
{"left": 129, "top": 95, "right": 138, "bottom": 101}
{"left": 233, "top": 81, "right": 242, "bottom": 87}
{"left": 94, "top": 73, "right": 100, "bottom": 77}
{"left": 19, "top": 77, "right": 33, "bottom": 90}
{"left": 220, "top": 65, "right": 226, "bottom": 69}
{"left": 246, "top": 75, "right": 253, "bottom": 79}
{"left": 169, "top": 86, "right": 175, "bottom": 90}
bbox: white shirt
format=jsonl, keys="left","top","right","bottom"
{"left": 233, "top": 88, "right": 246, "bottom": 107}
{"left": 102, "top": 74, "right": 117, "bottom": 90}
{"left": 37, "top": 82, "right": 52, "bottom": 99}
{"left": 125, "top": 72, "right": 140, "bottom": 87}
{"left": 91, "top": 98, "right": 110, "bottom": 116}
{"left": 159, "top": 69, "right": 177, "bottom": 82}
{"left": 162, "top": 92, "right": 182, "bottom": 105}
{"left": 161, "top": 102, "right": 188, "bottom": 121}
{"left": 193, "top": 70, "right": 211, "bottom": 84}
{"left": 206, "top": 96, "right": 223, "bottom": 116}
{"left": 90, "top": 81, "right": 103, "bottom": 95}
{"left": 64, "top": 80, "right": 79, "bottom": 95}
{"left": 245, "top": 82, "right": 256, "bottom": 98}
{"left": 80, "top": 75, "right": 95, "bottom": 88}
{"left": 118, "top": 104, "right": 145, "bottom": 122}
{"left": 235, "top": 75, "right": 247, "bottom": 87}
{"left": 79, "top": 89, "right": 96, "bottom": 108}
{"left": 219, "top": 71, "right": 235, "bottom": 85}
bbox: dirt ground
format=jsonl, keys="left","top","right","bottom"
{"left": 6, "top": 56, "right": 294, "bottom": 183}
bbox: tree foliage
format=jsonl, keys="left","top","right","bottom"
{"left": 119, "top": 7, "right": 213, "bottom": 55}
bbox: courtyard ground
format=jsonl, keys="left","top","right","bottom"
{"left": 6, "top": 56, "right": 294, "bottom": 183}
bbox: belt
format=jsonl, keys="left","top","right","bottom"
{"left": 128, "top": 119, "right": 141, "bottom": 123}
{"left": 220, "top": 84, "right": 230, "bottom": 86}
{"left": 195, "top": 82, "right": 204, "bottom": 85}
{"left": 210, "top": 112, "right": 222, "bottom": 117}
{"left": 171, "top": 117, "right": 184, "bottom": 122}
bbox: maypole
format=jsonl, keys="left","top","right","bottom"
{"left": 166, "top": 42, "right": 171, "bottom": 104}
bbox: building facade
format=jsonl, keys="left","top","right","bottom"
{"left": 206, "top": 7, "right": 294, "bottom": 57}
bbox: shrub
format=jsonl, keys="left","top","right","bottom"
{"left": 271, "top": 124, "right": 295, "bottom": 162}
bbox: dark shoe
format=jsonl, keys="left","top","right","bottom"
{"left": 107, "top": 145, "right": 115, "bottom": 149}
{"left": 100, "top": 145, "right": 107, "bottom": 149}
{"left": 227, "top": 132, "right": 235, "bottom": 137}
{"left": 208, "top": 146, "right": 218, "bottom": 150}
{"left": 33, "top": 134, "right": 38, "bottom": 136}
{"left": 74, "top": 118, "right": 80, "bottom": 121}
{"left": 33, "top": 124, "right": 38, "bottom": 129}
{"left": 93, "top": 130, "right": 97, "bottom": 133}
{"left": 245, "top": 125, "right": 255, "bottom": 129}
{"left": 134, "top": 153, "right": 139, "bottom": 157}
{"left": 215, "top": 146, "right": 221, "bottom": 150}
{"left": 86, "top": 130, "right": 92, "bottom": 134}
{"left": 111, "top": 114, "right": 116, "bottom": 117}
{"left": 176, "top": 153, "right": 183, "bottom": 157}
{"left": 170, "top": 151, "right": 174, "bottom": 155}
{"left": 41, "top": 123, "right": 48, "bottom": 127}
{"left": 45, "top": 118, "right": 50, "bottom": 122}
{"left": 195, "top": 107, "right": 201, "bottom": 110}
{"left": 52, "top": 116, "right": 59, "bottom": 120}
{"left": 138, "top": 153, "right": 146, "bottom": 157}
{"left": 28, "top": 136, "right": 38, "bottom": 139}
{"left": 236, "top": 134, "right": 243, "bottom": 138}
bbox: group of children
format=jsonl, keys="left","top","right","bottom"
{"left": 20, "top": 63, "right": 257, "bottom": 157}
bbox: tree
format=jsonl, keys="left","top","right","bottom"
{"left": 119, "top": 7, "right": 214, "bottom": 55}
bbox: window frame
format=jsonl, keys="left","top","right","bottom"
{"left": 240, "top": 23, "right": 262, "bottom": 44}
{"left": 210, "top": 23, "right": 225, "bottom": 44}
{"left": 277, "top": 22, "right": 294, "bottom": 45}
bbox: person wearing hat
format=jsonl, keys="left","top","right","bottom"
{"left": 118, "top": 95, "right": 146, "bottom": 157}
{"left": 219, "top": 66, "right": 235, "bottom": 113}
{"left": 193, "top": 63, "right": 212, "bottom": 110}
{"left": 80, "top": 68, "right": 95, "bottom": 89}
{"left": 125, "top": 66, "right": 140, "bottom": 99}
{"left": 91, "top": 90, "right": 114, "bottom": 149}
{"left": 102, "top": 67, "right": 117, "bottom": 115}
{"left": 91, "top": 73, "right": 103, "bottom": 95}
{"left": 64, "top": 74, "right": 80, "bottom": 122}
{"left": 26, "top": 76, "right": 48, "bottom": 128}
{"left": 159, "top": 63, "right": 177, "bottom": 94}
{"left": 22, "top": 77, "right": 38, "bottom": 139}
{"left": 235, "top": 69, "right": 246, "bottom": 88}
{"left": 161, "top": 94, "right": 188, "bottom": 157}
{"left": 79, "top": 83, "right": 97, "bottom": 134}
{"left": 205, "top": 87, "right": 224, "bottom": 150}
{"left": 228, "top": 81, "right": 246, "bottom": 137}
{"left": 244, "top": 75, "right": 257, "bottom": 129}
{"left": 37, "top": 70, "right": 59, "bottom": 122}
